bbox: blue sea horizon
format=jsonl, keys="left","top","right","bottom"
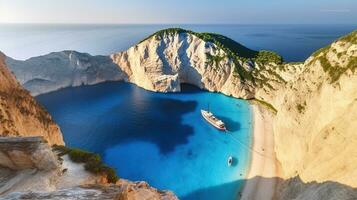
{"left": 0, "top": 24, "right": 355, "bottom": 61}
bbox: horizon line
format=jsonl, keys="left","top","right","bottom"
{"left": 1, "top": 22, "right": 356, "bottom": 26}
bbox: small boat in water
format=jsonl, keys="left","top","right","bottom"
{"left": 201, "top": 109, "right": 227, "bottom": 131}
{"left": 227, "top": 156, "right": 233, "bottom": 166}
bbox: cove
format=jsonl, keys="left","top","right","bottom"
{"left": 36, "top": 82, "right": 253, "bottom": 200}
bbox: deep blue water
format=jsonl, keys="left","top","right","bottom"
{"left": 0, "top": 24, "right": 356, "bottom": 61}
{"left": 37, "top": 82, "right": 252, "bottom": 200}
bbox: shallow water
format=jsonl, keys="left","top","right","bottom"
{"left": 37, "top": 82, "right": 253, "bottom": 200}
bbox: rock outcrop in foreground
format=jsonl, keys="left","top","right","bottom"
{"left": 2, "top": 181, "right": 178, "bottom": 200}
{"left": 2, "top": 181, "right": 177, "bottom": 200}
{"left": 0, "top": 53, "right": 63, "bottom": 145}
{"left": 0, "top": 137, "right": 178, "bottom": 200}
{"left": 0, "top": 137, "right": 62, "bottom": 195}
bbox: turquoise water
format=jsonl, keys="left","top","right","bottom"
{"left": 37, "top": 82, "right": 252, "bottom": 200}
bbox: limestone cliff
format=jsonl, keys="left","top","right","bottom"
{"left": 6, "top": 51, "right": 126, "bottom": 96}
{"left": 0, "top": 52, "right": 63, "bottom": 145}
{"left": 111, "top": 29, "right": 285, "bottom": 99}
{"left": 272, "top": 31, "right": 357, "bottom": 187}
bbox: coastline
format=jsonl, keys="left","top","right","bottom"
{"left": 240, "top": 104, "right": 282, "bottom": 200}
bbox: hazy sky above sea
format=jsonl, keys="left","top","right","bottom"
{"left": 0, "top": 0, "right": 356, "bottom": 24}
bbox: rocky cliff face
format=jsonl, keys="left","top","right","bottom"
{"left": 111, "top": 29, "right": 293, "bottom": 104}
{"left": 6, "top": 51, "right": 126, "bottom": 96}
{"left": 0, "top": 137, "right": 60, "bottom": 171}
{"left": 0, "top": 137, "right": 62, "bottom": 195}
{"left": 112, "top": 31, "right": 258, "bottom": 99}
{"left": 0, "top": 52, "right": 63, "bottom": 145}
{"left": 272, "top": 31, "right": 357, "bottom": 187}
{"left": 2, "top": 181, "right": 178, "bottom": 200}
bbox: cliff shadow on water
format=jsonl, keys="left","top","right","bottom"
{"left": 180, "top": 83, "right": 205, "bottom": 94}
{"left": 36, "top": 82, "right": 199, "bottom": 155}
{"left": 182, "top": 176, "right": 357, "bottom": 200}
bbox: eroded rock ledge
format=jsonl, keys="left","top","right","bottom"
{"left": 0, "top": 137, "right": 59, "bottom": 171}
{"left": 2, "top": 181, "right": 178, "bottom": 200}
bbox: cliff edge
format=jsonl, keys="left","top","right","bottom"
{"left": 0, "top": 53, "right": 64, "bottom": 145}
{"left": 6, "top": 51, "right": 126, "bottom": 96}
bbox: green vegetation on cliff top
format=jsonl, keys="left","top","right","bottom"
{"left": 250, "top": 99, "right": 278, "bottom": 114}
{"left": 310, "top": 30, "right": 357, "bottom": 83}
{"left": 53, "top": 145, "right": 118, "bottom": 183}
{"left": 140, "top": 28, "right": 356, "bottom": 87}
{"left": 340, "top": 30, "right": 357, "bottom": 44}
{"left": 139, "top": 28, "right": 283, "bottom": 82}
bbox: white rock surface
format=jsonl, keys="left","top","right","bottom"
{"left": 0, "top": 137, "right": 62, "bottom": 196}
{"left": 111, "top": 32, "right": 255, "bottom": 98}
{"left": 2, "top": 180, "right": 178, "bottom": 200}
{"left": 6, "top": 51, "right": 127, "bottom": 96}
{"left": 272, "top": 36, "right": 357, "bottom": 188}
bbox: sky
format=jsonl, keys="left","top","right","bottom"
{"left": 0, "top": 0, "right": 356, "bottom": 24}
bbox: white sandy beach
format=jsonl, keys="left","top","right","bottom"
{"left": 240, "top": 104, "right": 282, "bottom": 200}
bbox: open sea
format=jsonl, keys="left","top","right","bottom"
{"left": 0, "top": 24, "right": 356, "bottom": 61}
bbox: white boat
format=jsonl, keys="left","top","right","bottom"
{"left": 228, "top": 156, "right": 233, "bottom": 166}
{"left": 201, "top": 109, "right": 227, "bottom": 131}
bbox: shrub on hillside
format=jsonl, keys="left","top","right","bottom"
{"left": 53, "top": 145, "right": 119, "bottom": 183}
